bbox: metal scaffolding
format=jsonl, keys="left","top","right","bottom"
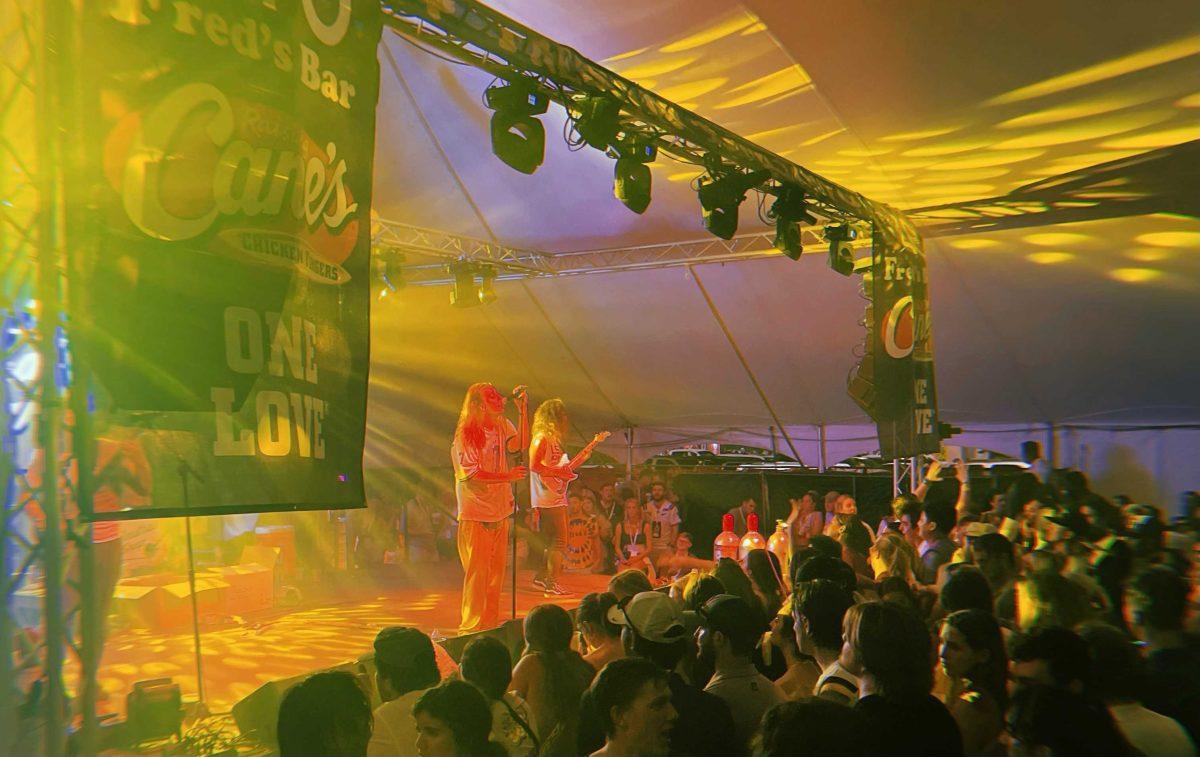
{"left": 3, "top": 1, "right": 96, "bottom": 755}
{"left": 373, "top": 217, "right": 868, "bottom": 284}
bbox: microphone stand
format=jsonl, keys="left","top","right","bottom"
{"left": 178, "top": 460, "right": 207, "bottom": 711}
{"left": 511, "top": 388, "right": 530, "bottom": 621}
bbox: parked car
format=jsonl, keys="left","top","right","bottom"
{"left": 642, "top": 444, "right": 800, "bottom": 470}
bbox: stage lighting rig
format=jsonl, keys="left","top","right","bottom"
{"left": 825, "top": 223, "right": 858, "bottom": 276}
{"left": 449, "top": 262, "right": 500, "bottom": 307}
{"left": 372, "top": 249, "right": 406, "bottom": 300}
{"left": 485, "top": 78, "right": 549, "bottom": 174}
{"left": 572, "top": 95, "right": 621, "bottom": 150}
{"left": 478, "top": 266, "right": 498, "bottom": 304}
{"left": 697, "top": 168, "right": 770, "bottom": 240}
{"left": 768, "top": 183, "right": 818, "bottom": 261}
{"left": 611, "top": 135, "right": 657, "bottom": 214}
{"left": 449, "top": 261, "right": 480, "bottom": 307}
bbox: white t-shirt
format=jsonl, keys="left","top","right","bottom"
{"left": 452, "top": 418, "right": 517, "bottom": 522}
{"left": 368, "top": 689, "right": 427, "bottom": 757}
{"left": 530, "top": 433, "right": 569, "bottom": 509}
{"left": 644, "top": 500, "right": 681, "bottom": 551}
{"left": 1109, "top": 703, "right": 1197, "bottom": 757}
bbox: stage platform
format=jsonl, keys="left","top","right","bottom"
{"left": 72, "top": 567, "right": 611, "bottom": 718}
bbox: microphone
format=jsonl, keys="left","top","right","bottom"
{"left": 511, "top": 385, "right": 528, "bottom": 399}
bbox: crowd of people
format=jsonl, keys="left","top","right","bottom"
{"left": 276, "top": 458, "right": 1200, "bottom": 756}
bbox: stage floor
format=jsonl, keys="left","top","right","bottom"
{"left": 73, "top": 567, "right": 610, "bottom": 718}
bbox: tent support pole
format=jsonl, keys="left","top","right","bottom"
{"left": 626, "top": 427, "right": 634, "bottom": 483}
{"left": 689, "top": 266, "right": 802, "bottom": 465}
{"left": 1046, "top": 423, "right": 1058, "bottom": 469}
{"left": 818, "top": 424, "right": 827, "bottom": 472}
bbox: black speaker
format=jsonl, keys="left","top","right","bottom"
{"left": 232, "top": 657, "right": 374, "bottom": 747}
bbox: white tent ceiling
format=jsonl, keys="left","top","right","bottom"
{"left": 365, "top": 0, "right": 1200, "bottom": 470}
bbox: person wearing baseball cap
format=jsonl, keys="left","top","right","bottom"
{"left": 576, "top": 592, "right": 742, "bottom": 757}
{"left": 696, "top": 594, "right": 786, "bottom": 750}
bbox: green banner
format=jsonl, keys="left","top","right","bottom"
{"left": 865, "top": 228, "right": 940, "bottom": 460}
{"left": 75, "top": 0, "right": 381, "bottom": 519}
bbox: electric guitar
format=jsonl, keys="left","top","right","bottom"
{"left": 559, "top": 431, "right": 611, "bottom": 482}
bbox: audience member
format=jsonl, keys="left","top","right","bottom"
{"left": 607, "top": 568, "right": 653, "bottom": 602}
{"left": 878, "top": 575, "right": 921, "bottom": 612}
{"left": 367, "top": 626, "right": 441, "bottom": 756}
{"left": 938, "top": 610, "right": 1007, "bottom": 757}
{"left": 644, "top": 482, "right": 681, "bottom": 553}
{"left": 712, "top": 556, "right": 767, "bottom": 624}
{"left": 940, "top": 565, "right": 995, "bottom": 615}
{"left": 1008, "top": 626, "right": 1090, "bottom": 692}
{"left": 839, "top": 515, "right": 874, "bottom": 581}
{"left": 806, "top": 534, "right": 844, "bottom": 562}
{"left": 1129, "top": 566, "right": 1200, "bottom": 745}
{"left": 794, "top": 554, "right": 858, "bottom": 597}
{"left": 578, "top": 592, "right": 626, "bottom": 671}
{"left": 884, "top": 493, "right": 925, "bottom": 550}
{"left": 919, "top": 500, "right": 958, "bottom": 584}
{"left": 510, "top": 604, "right": 596, "bottom": 755}
{"left": 869, "top": 530, "right": 920, "bottom": 586}
{"left": 743, "top": 548, "right": 786, "bottom": 619}
{"left": 578, "top": 591, "right": 742, "bottom": 757}
{"left": 972, "top": 533, "right": 1018, "bottom": 621}
{"left": 1078, "top": 622, "right": 1197, "bottom": 757}
{"left": 792, "top": 578, "right": 857, "bottom": 703}
{"left": 753, "top": 698, "right": 871, "bottom": 757}
{"left": 1006, "top": 683, "right": 1134, "bottom": 757}
{"left": 413, "top": 679, "right": 507, "bottom": 757}
{"left": 598, "top": 483, "right": 620, "bottom": 525}
{"left": 823, "top": 490, "right": 840, "bottom": 528}
{"left": 587, "top": 657, "right": 677, "bottom": 757}
{"left": 786, "top": 490, "right": 824, "bottom": 548}
{"left": 825, "top": 495, "right": 874, "bottom": 545}
{"left": 459, "top": 636, "right": 539, "bottom": 757}
{"left": 1014, "top": 570, "right": 1094, "bottom": 631}
{"left": 278, "top": 671, "right": 372, "bottom": 757}
{"left": 683, "top": 573, "right": 725, "bottom": 612}
{"left": 696, "top": 594, "right": 787, "bottom": 749}
{"left": 613, "top": 493, "right": 655, "bottom": 576}
{"left": 841, "top": 601, "right": 964, "bottom": 756}
{"left": 726, "top": 496, "right": 758, "bottom": 536}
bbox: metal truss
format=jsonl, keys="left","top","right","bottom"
{"left": 2, "top": 2, "right": 96, "bottom": 755}
{"left": 380, "top": 0, "right": 923, "bottom": 252}
{"left": 373, "top": 218, "right": 869, "bottom": 284}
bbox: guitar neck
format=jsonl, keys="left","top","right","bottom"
{"left": 567, "top": 439, "right": 601, "bottom": 471}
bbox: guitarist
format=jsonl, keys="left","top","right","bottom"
{"left": 529, "top": 398, "right": 609, "bottom": 595}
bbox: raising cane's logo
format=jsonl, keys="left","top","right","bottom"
{"left": 882, "top": 295, "right": 914, "bottom": 359}
{"left": 105, "top": 82, "right": 359, "bottom": 283}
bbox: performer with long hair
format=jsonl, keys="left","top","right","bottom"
{"left": 529, "top": 399, "right": 608, "bottom": 595}
{"left": 452, "top": 382, "right": 529, "bottom": 634}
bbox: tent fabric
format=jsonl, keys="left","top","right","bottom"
{"left": 365, "top": 1, "right": 1200, "bottom": 500}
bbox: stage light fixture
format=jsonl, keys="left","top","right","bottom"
{"left": 612, "top": 136, "right": 657, "bottom": 214}
{"left": 449, "top": 262, "right": 480, "bottom": 307}
{"left": 769, "top": 184, "right": 818, "bottom": 261}
{"left": 825, "top": 223, "right": 858, "bottom": 276}
{"left": 478, "top": 267, "right": 498, "bottom": 304}
{"left": 697, "top": 168, "right": 770, "bottom": 240}
{"left": 773, "top": 220, "right": 802, "bottom": 260}
{"left": 573, "top": 96, "right": 621, "bottom": 150}
{"left": 485, "top": 79, "right": 549, "bottom": 175}
{"left": 375, "top": 251, "right": 406, "bottom": 300}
